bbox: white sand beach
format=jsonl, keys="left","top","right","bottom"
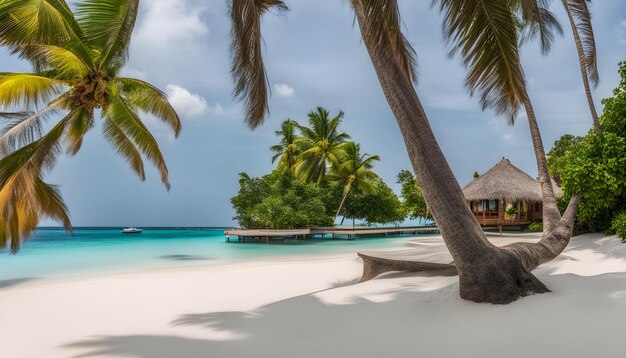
{"left": 2, "top": 233, "right": 626, "bottom": 358}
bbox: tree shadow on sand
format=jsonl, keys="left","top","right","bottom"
{"left": 64, "top": 273, "right": 626, "bottom": 358}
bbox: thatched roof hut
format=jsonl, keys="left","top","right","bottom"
{"left": 463, "top": 158, "right": 563, "bottom": 202}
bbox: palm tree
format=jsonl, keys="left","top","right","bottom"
{"left": 270, "top": 119, "right": 299, "bottom": 174}
{"left": 229, "top": 0, "right": 579, "bottom": 303}
{"left": 0, "top": 0, "right": 181, "bottom": 252}
{"left": 327, "top": 142, "right": 379, "bottom": 225}
{"left": 292, "top": 107, "right": 351, "bottom": 185}
{"left": 560, "top": 0, "right": 602, "bottom": 135}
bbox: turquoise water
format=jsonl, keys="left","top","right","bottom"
{"left": 0, "top": 227, "right": 427, "bottom": 283}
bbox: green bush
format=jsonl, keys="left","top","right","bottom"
{"left": 231, "top": 172, "right": 334, "bottom": 229}
{"left": 527, "top": 222, "right": 543, "bottom": 232}
{"left": 610, "top": 212, "right": 626, "bottom": 243}
{"left": 548, "top": 62, "right": 626, "bottom": 234}
{"left": 231, "top": 171, "right": 404, "bottom": 229}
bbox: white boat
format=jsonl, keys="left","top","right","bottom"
{"left": 121, "top": 227, "right": 143, "bottom": 234}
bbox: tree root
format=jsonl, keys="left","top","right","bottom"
{"left": 358, "top": 253, "right": 458, "bottom": 282}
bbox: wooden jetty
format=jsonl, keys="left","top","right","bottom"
{"left": 224, "top": 225, "right": 439, "bottom": 243}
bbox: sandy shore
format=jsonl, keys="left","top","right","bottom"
{"left": 2, "top": 233, "right": 626, "bottom": 357}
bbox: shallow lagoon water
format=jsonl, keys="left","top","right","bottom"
{"left": 0, "top": 227, "right": 431, "bottom": 283}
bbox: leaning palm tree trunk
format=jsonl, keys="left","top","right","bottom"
{"left": 333, "top": 187, "right": 351, "bottom": 226}
{"left": 521, "top": 94, "right": 562, "bottom": 235}
{"left": 562, "top": 0, "right": 602, "bottom": 135}
{"left": 351, "top": 0, "right": 578, "bottom": 303}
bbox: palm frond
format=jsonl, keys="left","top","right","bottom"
{"left": 0, "top": 73, "right": 68, "bottom": 109}
{"left": 230, "top": 0, "right": 288, "bottom": 128}
{"left": 76, "top": 0, "right": 139, "bottom": 76}
{"left": 64, "top": 107, "right": 94, "bottom": 155}
{"left": 0, "top": 0, "right": 93, "bottom": 67}
{"left": 22, "top": 44, "right": 91, "bottom": 80}
{"left": 0, "top": 112, "right": 69, "bottom": 188}
{"left": 104, "top": 95, "right": 170, "bottom": 189}
{"left": 33, "top": 177, "right": 71, "bottom": 228}
{"left": 0, "top": 98, "right": 66, "bottom": 155}
{"left": 102, "top": 116, "right": 145, "bottom": 181}
{"left": 113, "top": 77, "right": 181, "bottom": 137}
{"left": 518, "top": 0, "right": 563, "bottom": 54}
{"left": 0, "top": 172, "right": 71, "bottom": 253}
{"left": 565, "top": 0, "right": 598, "bottom": 86}
{"left": 435, "top": 0, "right": 527, "bottom": 124}
{"left": 351, "top": 0, "right": 417, "bottom": 82}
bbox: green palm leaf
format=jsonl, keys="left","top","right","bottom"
{"left": 435, "top": 0, "right": 527, "bottom": 124}
{"left": 113, "top": 77, "right": 181, "bottom": 137}
{"left": 0, "top": 0, "right": 94, "bottom": 67}
{"left": 76, "top": 0, "right": 139, "bottom": 75}
{"left": 104, "top": 96, "right": 170, "bottom": 189}
{"left": 64, "top": 107, "right": 94, "bottom": 155}
{"left": 102, "top": 116, "right": 145, "bottom": 181}
{"left": 23, "top": 44, "right": 91, "bottom": 80}
{"left": 0, "top": 73, "right": 68, "bottom": 109}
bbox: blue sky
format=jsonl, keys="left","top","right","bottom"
{"left": 2, "top": 0, "right": 625, "bottom": 227}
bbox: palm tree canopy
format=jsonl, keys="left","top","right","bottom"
{"left": 270, "top": 119, "right": 299, "bottom": 173}
{"left": 292, "top": 107, "right": 351, "bottom": 184}
{"left": 328, "top": 142, "right": 379, "bottom": 196}
{"left": 0, "top": 0, "right": 181, "bottom": 252}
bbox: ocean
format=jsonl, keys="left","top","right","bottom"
{"left": 0, "top": 227, "right": 430, "bottom": 284}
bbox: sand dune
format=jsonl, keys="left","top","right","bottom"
{"left": 2, "top": 233, "right": 626, "bottom": 357}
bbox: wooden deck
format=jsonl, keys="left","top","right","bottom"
{"left": 224, "top": 225, "right": 440, "bottom": 242}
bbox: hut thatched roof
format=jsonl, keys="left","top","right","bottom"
{"left": 462, "top": 158, "right": 563, "bottom": 203}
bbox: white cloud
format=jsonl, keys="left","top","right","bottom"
{"left": 166, "top": 84, "right": 208, "bottom": 118}
{"left": 273, "top": 83, "right": 295, "bottom": 97}
{"left": 135, "top": 0, "right": 208, "bottom": 49}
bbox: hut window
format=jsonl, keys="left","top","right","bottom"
{"left": 489, "top": 200, "right": 497, "bottom": 212}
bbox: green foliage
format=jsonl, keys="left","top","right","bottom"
{"left": 527, "top": 221, "right": 543, "bottom": 232}
{"left": 549, "top": 62, "right": 626, "bottom": 234}
{"left": 396, "top": 170, "right": 431, "bottom": 220}
{"left": 473, "top": 171, "right": 480, "bottom": 179}
{"left": 547, "top": 134, "right": 583, "bottom": 185}
{"left": 506, "top": 204, "right": 517, "bottom": 216}
{"left": 610, "top": 212, "right": 626, "bottom": 243}
{"left": 234, "top": 108, "right": 410, "bottom": 228}
{"left": 343, "top": 177, "right": 404, "bottom": 225}
{"left": 231, "top": 172, "right": 333, "bottom": 229}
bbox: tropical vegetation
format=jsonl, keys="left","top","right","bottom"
{"left": 396, "top": 170, "right": 431, "bottom": 221}
{"left": 548, "top": 62, "right": 626, "bottom": 235}
{"left": 232, "top": 109, "right": 421, "bottom": 229}
{"left": 0, "top": 0, "right": 180, "bottom": 253}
